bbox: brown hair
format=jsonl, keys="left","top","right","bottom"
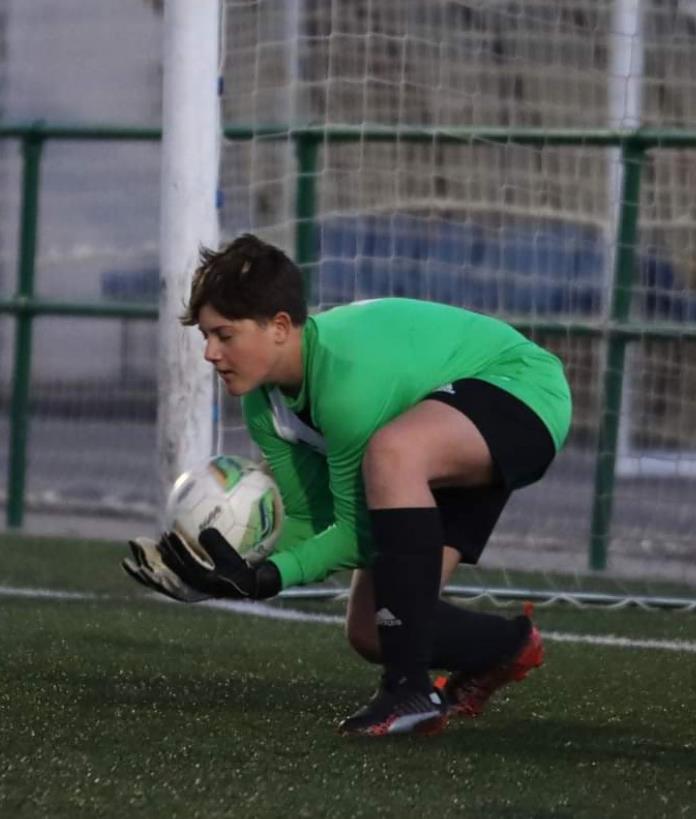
{"left": 180, "top": 234, "right": 308, "bottom": 326}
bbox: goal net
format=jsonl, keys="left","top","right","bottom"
{"left": 3, "top": 1, "right": 695, "bottom": 607}
{"left": 217, "top": 0, "right": 696, "bottom": 605}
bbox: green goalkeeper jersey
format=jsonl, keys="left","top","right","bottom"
{"left": 242, "top": 298, "right": 571, "bottom": 589}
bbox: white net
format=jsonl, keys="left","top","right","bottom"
{"left": 2, "top": 1, "right": 696, "bottom": 603}
{"left": 218, "top": 0, "right": 696, "bottom": 599}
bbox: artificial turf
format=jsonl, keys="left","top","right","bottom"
{"left": 1, "top": 533, "right": 695, "bottom": 818}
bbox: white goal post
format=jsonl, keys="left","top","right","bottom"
{"left": 158, "top": 0, "right": 221, "bottom": 515}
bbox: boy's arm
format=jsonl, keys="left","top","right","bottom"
{"left": 269, "top": 425, "right": 378, "bottom": 588}
{"left": 243, "top": 393, "right": 332, "bottom": 543}
{"left": 243, "top": 391, "right": 372, "bottom": 588}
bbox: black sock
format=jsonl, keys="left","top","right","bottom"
{"left": 431, "top": 600, "right": 531, "bottom": 675}
{"left": 370, "top": 507, "right": 443, "bottom": 693}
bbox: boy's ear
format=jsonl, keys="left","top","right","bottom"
{"left": 270, "top": 311, "right": 293, "bottom": 341}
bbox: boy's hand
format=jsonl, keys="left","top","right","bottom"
{"left": 122, "top": 536, "right": 210, "bottom": 603}
{"left": 159, "top": 528, "right": 281, "bottom": 600}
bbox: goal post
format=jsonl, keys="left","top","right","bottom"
{"left": 158, "top": 0, "right": 221, "bottom": 515}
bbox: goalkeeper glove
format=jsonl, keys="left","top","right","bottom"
{"left": 158, "top": 528, "right": 282, "bottom": 600}
{"left": 122, "top": 536, "right": 210, "bottom": 603}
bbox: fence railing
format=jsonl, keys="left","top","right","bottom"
{"left": 2, "top": 121, "right": 696, "bottom": 570}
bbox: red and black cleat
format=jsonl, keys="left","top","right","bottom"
{"left": 435, "top": 602, "right": 545, "bottom": 718}
{"left": 338, "top": 679, "right": 448, "bottom": 737}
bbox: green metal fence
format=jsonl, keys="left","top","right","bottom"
{"left": 2, "top": 122, "right": 696, "bottom": 570}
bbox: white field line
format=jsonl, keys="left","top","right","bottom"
{"left": 541, "top": 630, "right": 696, "bottom": 654}
{"left": 3, "top": 584, "right": 696, "bottom": 654}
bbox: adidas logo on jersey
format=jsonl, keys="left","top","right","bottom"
{"left": 434, "top": 383, "right": 456, "bottom": 395}
{"left": 375, "top": 607, "right": 403, "bottom": 627}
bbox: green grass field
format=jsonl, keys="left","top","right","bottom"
{"left": 2, "top": 533, "right": 696, "bottom": 818}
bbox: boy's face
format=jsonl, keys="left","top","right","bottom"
{"left": 198, "top": 304, "right": 287, "bottom": 396}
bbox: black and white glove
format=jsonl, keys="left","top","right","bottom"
{"left": 158, "top": 528, "right": 282, "bottom": 601}
{"left": 122, "top": 536, "right": 211, "bottom": 603}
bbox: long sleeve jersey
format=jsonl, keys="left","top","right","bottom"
{"left": 242, "top": 298, "right": 572, "bottom": 589}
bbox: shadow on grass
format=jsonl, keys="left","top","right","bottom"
{"left": 441, "top": 715, "right": 694, "bottom": 773}
{"left": 51, "top": 664, "right": 691, "bottom": 773}
{"left": 49, "top": 664, "right": 350, "bottom": 722}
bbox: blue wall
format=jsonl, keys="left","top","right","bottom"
{"left": 316, "top": 214, "right": 695, "bottom": 321}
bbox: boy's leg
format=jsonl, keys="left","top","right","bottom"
{"left": 338, "top": 400, "right": 495, "bottom": 736}
{"left": 345, "top": 547, "right": 461, "bottom": 664}
{"left": 346, "top": 551, "right": 533, "bottom": 675}
{"left": 366, "top": 398, "right": 497, "bottom": 679}
{"left": 339, "top": 377, "right": 558, "bottom": 736}
{"left": 345, "top": 560, "right": 541, "bottom": 724}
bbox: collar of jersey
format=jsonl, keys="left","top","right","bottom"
{"left": 272, "top": 319, "right": 316, "bottom": 414}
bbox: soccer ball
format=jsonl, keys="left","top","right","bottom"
{"left": 164, "top": 455, "right": 284, "bottom": 566}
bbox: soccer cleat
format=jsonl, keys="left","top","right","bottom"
{"left": 338, "top": 679, "right": 449, "bottom": 737}
{"left": 435, "top": 603, "right": 544, "bottom": 718}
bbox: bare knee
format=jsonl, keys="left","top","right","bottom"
{"left": 363, "top": 425, "right": 416, "bottom": 478}
{"left": 362, "top": 426, "right": 429, "bottom": 506}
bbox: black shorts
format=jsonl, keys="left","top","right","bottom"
{"left": 425, "top": 378, "right": 556, "bottom": 565}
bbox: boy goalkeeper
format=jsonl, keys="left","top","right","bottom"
{"left": 124, "top": 234, "right": 572, "bottom": 737}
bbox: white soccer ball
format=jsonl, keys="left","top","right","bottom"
{"left": 164, "top": 455, "right": 284, "bottom": 566}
